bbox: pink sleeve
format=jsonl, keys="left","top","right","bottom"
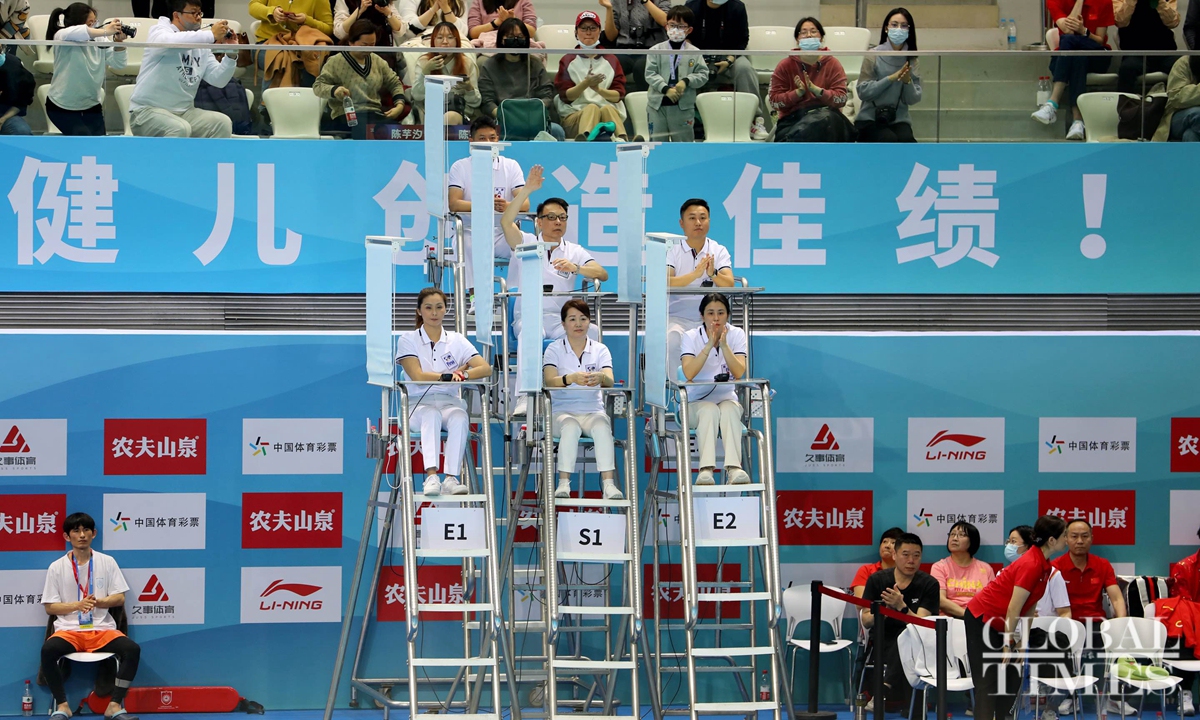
{"left": 468, "top": 1, "right": 485, "bottom": 28}
{"left": 517, "top": 0, "right": 537, "bottom": 27}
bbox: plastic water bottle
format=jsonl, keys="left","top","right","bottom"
{"left": 1037, "top": 76, "right": 1050, "bottom": 106}
{"left": 758, "top": 670, "right": 769, "bottom": 701}
{"left": 21, "top": 680, "right": 32, "bottom": 716}
{"left": 1007, "top": 18, "right": 1018, "bottom": 50}
{"left": 342, "top": 96, "right": 358, "bottom": 128}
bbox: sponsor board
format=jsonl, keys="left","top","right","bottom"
{"left": 907, "top": 418, "right": 1005, "bottom": 473}
{"left": 240, "top": 566, "right": 342, "bottom": 624}
{"left": 376, "top": 565, "right": 472, "bottom": 621}
{"left": 242, "top": 492, "right": 342, "bottom": 549}
{"left": 1039, "top": 490, "right": 1136, "bottom": 545}
{"left": 643, "top": 563, "right": 742, "bottom": 620}
{"left": 104, "top": 419, "right": 206, "bottom": 475}
{"left": 907, "top": 490, "right": 1006, "bottom": 546}
{"left": 776, "top": 418, "right": 874, "bottom": 473}
{"left": 102, "top": 493, "right": 206, "bottom": 550}
{"left": 0, "top": 569, "right": 49, "bottom": 627}
{"left": 242, "top": 418, "right": 343, "bottom": 475}
{"left": 1038, "top": 417, "right": 1136, "bottom": 473}
{"left": 1170, "top": 418, "right": 1200, "bottom": 473}
{"left": 0, "top": 494, "right": 67, "bottom": 551}
{"left": 123, "top": 567, "right": 206, "bottom": 625}
{"left": 0, "top": 419, "right": 67, "bottom": 475}
{"left": 776, "top": 490, "right": 873, "bottom": 546}
{"left": 1169, "top": 490, "right": 1200, "bottom": 545}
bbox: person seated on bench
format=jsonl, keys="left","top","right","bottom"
{"left": 41, "top": 512, "right": 141, "bottom": 720}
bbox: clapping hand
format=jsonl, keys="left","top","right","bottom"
{"left": 598, "top": 0, "right": 612, "bottom": 9}
{"left": 881, "top": 586, "right": 906, "bottom": 611}
{"left": 493, "top": 196, "right": 509, "bottom": 213}
{"left": 497, "top": 5, "right": 514, "bottom": 22}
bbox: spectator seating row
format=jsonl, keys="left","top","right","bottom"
{"left": 108, "top": 83, "right": 253, "bottom": 135}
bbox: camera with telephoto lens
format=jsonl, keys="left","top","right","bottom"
{"left": 203, "top": 23, "right": 234, "bottom": 39}
{"left": 626, "top": 25, "right": 647, "bottom": 48}
{"left": 119, "top": 23, "right": 137, "bottom": 37}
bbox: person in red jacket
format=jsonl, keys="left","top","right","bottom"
{"left": 1032, "top": 0, "right": 1116, "bottom": 140}
{"left": 1169, "top": 524, "right": 1200, "bottom": 715}
{"left": 767, "top": 17, "right": 849, "bottom": 142}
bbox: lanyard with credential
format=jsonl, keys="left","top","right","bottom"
{"left": 70, "top": 553, "right": 94, "bottom": 629}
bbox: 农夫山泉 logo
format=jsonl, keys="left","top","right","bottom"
{"left": 104, "top": 419, "right": 206, "bottom": 475}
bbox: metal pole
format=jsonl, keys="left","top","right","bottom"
{"left": 854, "top": 0, "right": 868, "bottom": 27}
{"left": 808, "top": 581, "right": 822, "bottom": 714}
{"left": 872, "top": 601, "right": 884, "bottom": 720}
{"left": 935, "top": 618, "right": 948, "bottom": 720}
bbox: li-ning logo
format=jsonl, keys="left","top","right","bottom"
{"left": 913, "top": 507, "right": 933, "bottom": 527}
{"left": 0, "top": 426, "right": 30, "bottom": 453}
{"left": 259, "top": 579, "right": 324, "bottom": 611}
{"left": 109, "top": 511, "right": 131, "bottom": 532}
{"left": 138, "top": 574, "right": 169, "bottom": 602}
{"left": 1045, "top": 435, "right": 1065, "bottom": 455}
{"left": 925, "top": 430, "right": 987, "bottom": 461}
{"left": 249, "top": 437, "right": 269, "bottom": 456}
{"left": 810, "top": 424, "right": 840, "bottom": 451}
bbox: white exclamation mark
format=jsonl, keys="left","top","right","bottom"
{"left": 1081, "top": 174, "right": 1107, "bottom": 259}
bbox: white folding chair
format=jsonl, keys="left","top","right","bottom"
{"left": 823, "top": 26, "right": 872, "bottom": 84}
{"left": 27, "top": 14, "right": 55, "bottom": 74}
{"left": 1101, "top": 616, "right": 1182, "bottom": 717}
{"left": 114, "top": 84, "right": 135, "bottom": 136}
{"left": 747, "top": 26, "right": 795, "bottom": 85}
{"left": 623, "top": 91, "right": 649, "bottom": 141}
{"left": 899, "top": 619, "right": 974, "bottom": 720}
{"left": 1144, "top": 604, "right": 1200, "bottom": 708}
{"left": 536, "top": 24, "right": 575, "bottom": 70}
{"left": 782, "top": 585, "right": 855, "bottom": 703}
{"left": 1021, "top": 617, "right": 1099, "bottom": 720}
{"left": 1076, "top": 92, "right": 1139, "bottom": 142}
{"left": 695, "top": 91, "right": 759, "bottom": 142}
{"left": 263, "top": 86, "right": 324, "bottom": 139}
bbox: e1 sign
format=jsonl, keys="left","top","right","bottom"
{"left": 419, "top": 507, "right": 488, "bottom": 552}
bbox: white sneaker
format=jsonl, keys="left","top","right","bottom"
{"left": 1066, "top": 120, "right": 1086, "bottom": 141}
{"left": 1057, "top": 698, "right": 1074, "bottom": 715}
{"left": 750, "top": 116, "right": 769, "bottom": 140}
{"left": 1106, "top": 699, "right": 1136, "bottom": 717}
{"left": 864, "top": 698, "right": 874, "bottom": 713}
{"left": 1032, "top": 102, "right": 1058, "bottom": 125}
{"left": 726, "top": 467, "right": 751, "bottom": 485}
{"left": 423, "top": 476, "right": 442, "bottom": 496}
{"left": 1041, "top": 708, "right": 1057, "bottom": 720}
{"left": 554, "top": 479, "right": 572, "bottom": 498}
{"left": 696, "top": 469, "right": 715, "bottom": 486}
{"left": 1182, "top": 690, "right": 1195, "bottom": 717}
{"left": 512, "top": 396, "right": 527, "bottom": 417}
{"left": 601, "top": 478, "right": 624, "bottom": 500}
{"left": 440, "top": 476, "right": 469, "bottom": 495}
{"left": 466, "top": 293, "right": 476, "bottom": 318}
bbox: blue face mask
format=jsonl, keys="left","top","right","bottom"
{"left": 798, "top": 37, "right": 821, "bottom": 52}
{"left": 1004, "top": 543, "right": 1021, "bottom": 562}
{"left": 888, "top": 27, "right": 909, "bottom": 46}
{"left": 709, "top": 0, "right": 728, "bottom": 5}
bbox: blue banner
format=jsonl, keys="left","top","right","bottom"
{"left": 2, "top": 137, "right": 1199, "bottom": 294}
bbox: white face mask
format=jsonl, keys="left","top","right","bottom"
{"left": 666, "top": 26, "right": 687, "bottom": 43}
{"left": 578, "top": 39, "right": 600, "bottom": 49}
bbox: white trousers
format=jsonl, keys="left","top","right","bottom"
{"left": 130, "top": 106, "right": 232, "bottom": 138}
{"left": 687, "top": 399, "right": 743, "bottom": 469}
{"left": 666, "top": 316, "right": 693, "bottom": 381}
{"left": 410, "top": 395, "right": 469, "bottom": 477}
{"left": 511, "top": 316, "right": 599, "bottom": 403}
{"left": 553, "top": 411, "right": 616, "bottom": 474}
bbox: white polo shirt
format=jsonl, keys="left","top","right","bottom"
{"left": 666, "top": 237, "right": 733, "bottom": 323}
{"left": 42, "top": 550, "right": 129, "bottom": 633}
{"left": 1036, "top": 567, "right": 1071, "bottom": 618}
{"left": 542, "top": 337, "right": 613, "bottom": 415}
{"left": 508, "top": 233, "right": 598, "bottom": 332}
{"left": 447, "top": 155, "right": 526, "bottom": 258}
{"left": 395, "top": 326, "right": 480, "bottom": 401}
{"left": 679, "top": 323, "right": 748, "bottom": 405}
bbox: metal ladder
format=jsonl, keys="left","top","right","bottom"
{"left": 641, "top": 379, "right": 794, "bottom": 720}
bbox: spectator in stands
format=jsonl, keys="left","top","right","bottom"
{"left": 398, "top": 0, "right": 468, "bottom": 43}
{"left": 543, "top": 299, "right": 623, "bottom": 501}
{"left": 41, "top": 513, "right": 142, "bottom": 720}
{"left": 129, "top": 1, "right": 239, "bottom": 137}
{"left": 683, "top": 0, "right": 765, "bottom": 139}
{"left": 468, "top": 0, "right": 536, "bottom": 41}
{"left": 0, "top": 43, "right": 30, "bottom": 134}
{"left": 1051, "top": 519, "right": 1135, "bottom": 716}
{"left": 1032, "top": 0, "right": 1115, "bottom": 140}
{"left": 965, "top": 515, "right": 1068, "bottom": 720}
{"left": 1114, "top": 0, "right": 1178, "bottom": 93}
{"left": 768, "top": 17, "right": 850, "bottom": 143}
{"left": 599, "top": 0, "right": 669, "bottom": 92}
{"left": 860, "top": 533, "right": 940, "bottom": 711}
{"left": 0, "top": 0, "right": 28, "bottom": 55}
{"left": 645, "top": 5, "right": 708, "bottom": 142}
{"left": 313, "top": 19, "right": 408, "bottom": 137}
{"left": 855, "top": 7, "right": 921, "bottom": 143}
{"left": 666, "top": 199, "right": 732, "bottom": 375}
{"left": 1006, "top": 525, "right": 1070, "bottom": 618}
{"left": 1168, "top": 524, "right": 1200, "bottom": 716}
{"left": 251, "top": 0, "right": 334, "bottom": 41}
{"left": 447, "top": 116, "right": 528, "bottom": 309}
{"left": 332, "top": 0, "right": 406, "bottom": 69}
{"left": 1187, "top": 0, "right": 1199, "bottom": 49}
{"left": 932, "top": 521, "right": 995, "bottom": 618}
{"left": 43, "top": 5, "right": 128, "bottom": 136}
{"left": 479, "top": 18, "right": 566, "bottom": 140}
{"left": 680, "top": 292, "right": 750, "bottom": 486}
{"left": 501, "top": 165, "right": 608, "bottom": 417}
{"left": 554, "top": 11, "right": 631, "bottom": 141}
{"left": 396, "top": 287, "right": 491, "bottom": 496}
{"left": 853, "top": 527, "right": 905, "bottom": 598}
{"left": 413, "top": 21, "right": 481, "bottom": 124}
{"left": 1154, "top": 55, "right": 1200, "bottom": 141}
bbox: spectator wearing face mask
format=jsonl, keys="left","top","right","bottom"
{"left": 768, "top": 16, "right": 850, "bottom": 142}
{"left": 554, "top": 11, "right": 631, "bottom": 141}
{"left": 479, "top": 17, "right": 566, "bottom": 140}
{"left": 645, "top": 5, "right": 708, "bottom": 142}
{"left": 855, "top": 7, "right": 921, "bottom": 142}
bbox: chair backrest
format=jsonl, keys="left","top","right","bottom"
{"left": 35, "top": 84, "right": 59, "bottom": 134}
{"left": 27, "top": 14, "right": 53, "bottom": 66}
{"left": 823, "top": 26, "right": 872, "bottom": 79}
{"left": 898, "top": 624, "right": 929, "bottom": 689}
{"left": 245, "top": 87, "right": 254, "bottom": 109}
{"left": 782, "top": 584, "right": 849, "bottom": 643}
{"left": 624, "top": 91, "right": 649, "bottom": 140}
{"left": 747, "top": 26, "right": 795, "bottom": 74}
{"left": 947, "top": 617, "right": 969, "bottom": 672}
{"left": 696, "top": 91, "right": 759, "bottom": 142}
{"left": 114, "top": 84, "right": 135, "bottom": 136}
{"left": 1100, "top": 616, "right": 1168, "bottom": 662}
{"left": 537, "top": 23, "right": 576, "bottom": 69}
{"left": 263, "top": 86, "right": 323, "bottom": 139}
{"left": 1031, "top": 616, "right": 1089, "bottom": 677}
{"left": 1077, "top": 92, "right": 1138, "bottom": 142}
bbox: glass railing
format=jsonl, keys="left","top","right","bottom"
{"left": 3, "top": 34, "right": 1194, "bottom": 142}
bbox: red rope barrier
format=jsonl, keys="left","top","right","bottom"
{"left": 818, "top": 584, "right": 871, "bottom": 609}
{"left": 878, "top": 606, "right": 939, "bottom": 629}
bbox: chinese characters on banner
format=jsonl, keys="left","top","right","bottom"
{"left": 642, "top": 563, "right": 742, "bottom": 620}
{"left": 376, "top": 565, "right": 471, "bottom": 621}
{"left": 776, "top": 490, "right": 872, "bottom": 546}
{"left": 104, "top": 419, "right": 206, "bottom": 475}
{"left": 1039, "top": 489, "right": 1136, "bottom": 545}
{"left": 0, "top": 494, "right": 66, "bottom": 551}
{"left": 242, "top": 492, "right": 342, "bottom": 549}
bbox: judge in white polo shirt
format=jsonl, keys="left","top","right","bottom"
{"left": 501, "top": 164, "right": 609, "bottom": 416}
{"left": 679, "top": 292, "right": 750, "bottom": 486}
{"left": 667, "top": 198, "right": 734, "bottom": 371}
{"left": 395, "top": 287, "right": 492, "bottom": 496}
{"left": 542, "top": 298, "right": 623, "bottom": 501}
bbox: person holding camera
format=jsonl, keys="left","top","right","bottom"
{"left": 129, "top": 0, "right": 239, "bottom": 137}
{"left": 333, "top": 0, "right": 403, "bottom": 53}
{"left": 45, "top": 4, "right": 128, "bottom": 135}
{"left": 855, "top": 7, "right": 921, "bottom": 143}
{"left": 599, "top": 0, "right": 669, "bottom": 91}
{"left": 396, "top": 286, "right": 492, "bottom": 497}
{"left": 680, "top": 292, "right": 750, "bottom": 486}
{"left": 398, "top": 0, "right": 467, "bottom": 43}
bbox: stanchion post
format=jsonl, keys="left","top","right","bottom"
{"left": 872, "top": 601, "right": 885, "bottom": 720}
{"left": 795, "top": 582, "right": 836, "bottom": 720}
{"left": 935, "top": 617, "right": 948, "bottom": 720}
